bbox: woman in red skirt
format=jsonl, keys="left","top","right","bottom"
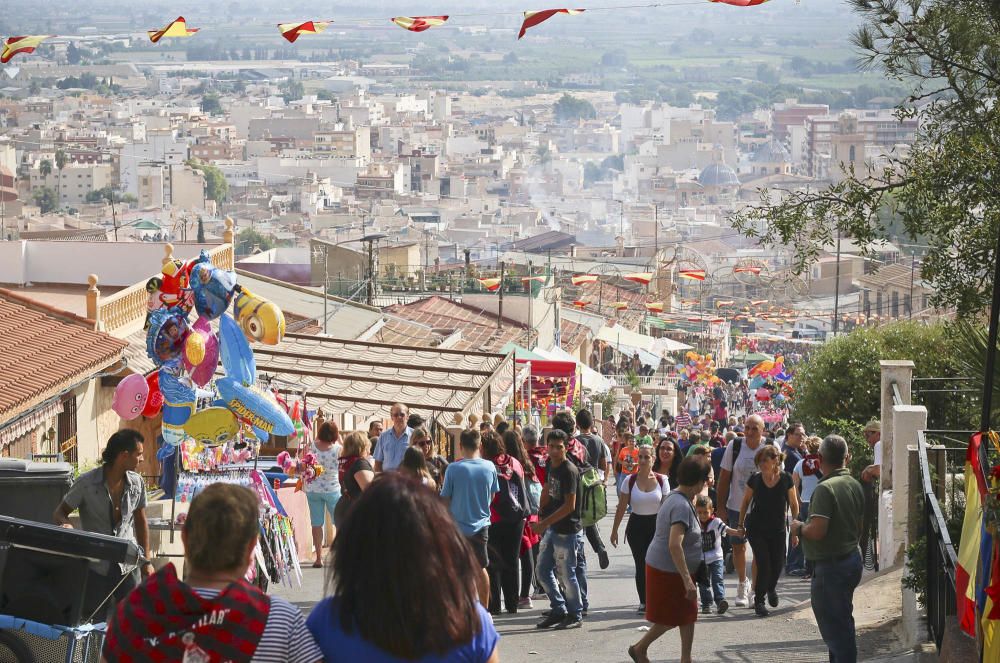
{"left": 628, "top": 455, "right": 709, "bottom": 663}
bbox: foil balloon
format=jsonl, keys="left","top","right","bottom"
{"left": 190, "top": 252, "right": 237, "bottom": 321}
{"left": 158, "top": 258, "right": 195, "bottom": 313}
{"left": 112, "top": 373, "right": 149, "bottom": 420}
{"left": 159, "top": 370, "right": 196, "bottom": 446}
{"left": 184, "top": 329, "right": 206, "bottom": 366}
{"left": 146, "top": 307, "right": 191, "bottom": 367}
{"left": 185, "top": 316, "right": 219, "bottom": 387}
{"left": 234, "top": 287, "right": 286, "bottom": 345}
{"left": 142, "top": 371, "right": 164, "bottom": 417}
{"left": 183, "top": 407, "right": 240, "bottom": 447}
{"left": 217, "top": 376, "right": 294, "bottom": 436}
{"left": 219, "top": 313, "right": 256, "bottom": 385}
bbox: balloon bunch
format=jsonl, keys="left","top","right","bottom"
{"left": 276, "top": 449, "right": 325, "bottom": 492}
{"left": 736, "top": 337, "right": 759, "bottom": 353}
{"left": 677, "top": 351, "right": 720, "bottom": 385}
{"left": 113, "top": 249, "right": 294, "bottom": 449}
{"left": 748, "top": 355, "right": 788, "bottom": 381}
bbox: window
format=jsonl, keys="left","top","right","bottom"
{"left": 849, "top": 145, "right": 856, "bottom": 162}
{"left": 891, "top": 291, "right": 899, "bottom": 318}
{"left": 57, "top": 395, "right": 78, "bottom": 465}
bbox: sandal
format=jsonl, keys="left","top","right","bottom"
{"left": 312, "top": 561, "right": 323, "bottom": 568}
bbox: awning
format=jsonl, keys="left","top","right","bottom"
{"left": 651, "top": 336, "right": 694, "bottom": 353}
{"left": 534, "top": 346, "right": 614, "bottom": 393}
{"left": 596, "top": 325, "right": 661, "bottom": 369}
{"left": 0, "top": 397, "right": 64, "bottom": 448}
{"left": 498, "top": 342, "right": 547, "bottom": 361}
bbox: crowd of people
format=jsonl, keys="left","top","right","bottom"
{"left": 64, "top": 390, "right": 882, "bottom": 662}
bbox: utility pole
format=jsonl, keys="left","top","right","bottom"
{"left": 498, "top": 260, "right": 505, "bottom": 330}
{"left": 527, "top": 260, "right": 534, "bottom": 348}
{"left": 908, "top": 250, "right": 916, "bottom": 319}
{"left": 832, "top": 229, "right": 842, "bottom": 335}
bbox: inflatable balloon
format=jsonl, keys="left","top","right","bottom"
{"left": 190, "top": 253, "right": 237, "bottom": 321}
{"left": 159, "top": 258, "right": 195, "bottom": 313}
{"left": 219, "top": 313, "right": 256, "bottom": 385}
{"left": 217, "top": 376, "right": 294, "bottom": 436}
{"left": 142, "top": 371, "right": 164, "bottom": 417}
{"left": 183, "top": 407, "right": 240, "bottom": 447}
{"left": 147, "top": 307, "right": 191, "bottom": 367}
{"left": 112, "top": 373, "right": 149, "bottom": 420}
{"left": 159, "top": 370, "right": 197, "bottom": 446}
{"left": 234, "top": 287, "right": 286, "bottom": 345}
{"left": 184, "top": 329, "right": 206, "bottom": 366}
{"left": 185, "top": 317, "right": 220, "bottom": 387}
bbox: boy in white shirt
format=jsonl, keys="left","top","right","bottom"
{"left": 695, "top": 495, "right": 741, "bottom": 614}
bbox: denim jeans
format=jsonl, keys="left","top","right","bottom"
{"left": 786, "top": 501, "right": 808, "bottom": 572}
{"left": 698, "top": 559, "right": 726, "bottom": 607}
{"left": 810, "top": 549, "right": 863, "bottom": 663}
{"left": 536, "top": 529, "right": 584, "bottom": 617}
{"left": 575, "top": 530, "right": 589, "bottom": 611}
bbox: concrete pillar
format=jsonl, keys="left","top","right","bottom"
{"left": 879, "top": 359, "right": 914, "bottom": 491}
{"left": 86, "top": 274, "right": 100, "bottom": 326}
{"left": 884, "top": 404, "right": 926, "bottom": 570}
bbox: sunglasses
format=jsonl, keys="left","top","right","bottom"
{"left": 391, "top": 412, "right": 406, "bottom": 418}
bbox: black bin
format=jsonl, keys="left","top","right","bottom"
{"left": 0, "top": 459, "right": 74, "bottom": 524}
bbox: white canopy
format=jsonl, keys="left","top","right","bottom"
{"left": 535, "top": 345, "right": 615, "bottom": 393}
{"left": 652, "top": 336, "right": 694, "bottom": 354}
{"left": 595, "top": 325, "right": 661, "bottom": 369}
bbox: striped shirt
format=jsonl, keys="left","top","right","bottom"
{"left": 194, "top": 589, "right": 322, "bottom": 662}
{"left": 674, "top": 412, "right": 692, "bottom": 430}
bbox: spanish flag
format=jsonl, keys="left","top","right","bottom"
{"left": 278, "top": 20, "right": 332, "bottom": 43}
{"left": 571, "top": 274, "right": 598, "bottom": 286}
{"left": 517, "top": 9, "right": 585, "bottom": 40}
{"left": 624, "top": 272, "right": 653, "bottom": 285}
{"left": 392, "top": 16, "right": 449, "bottom": 32}
{"left": 644, "top": 302, "right": 664, "bottom": 313}
{"left": 611, "top": 301, "right": 629, "bottom": 311}
{"left": 478, "top": 277, "right": 501, "bottom": 292}
{"left": 521, "top": 275, "right": 547, "bottom": 284}
{"left": 678, "top": 269, "right": 706, "bottom": 281}
{"left": 750, "top": 299, "right": 768, "bottom": 306}
{"left": 957, "top": 432, "right": 986, "bottom": 636}
{"left": 572, "top": 300, "right": 590, "bottom": 308}
{"left": 148, "top": 17, "right": 199, "bottom": 43}
{"left": 1, "top": 35, "right": 50, "bottom": 63}
{"left": 734, "top": 265, "right": 763, "bottom": 275}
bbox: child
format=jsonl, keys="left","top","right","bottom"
{"left": 695, "top": 495, "right": 741, "bottom": 614}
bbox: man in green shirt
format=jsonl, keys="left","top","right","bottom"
{"left": 790, "top": 434, "right": 864, "bottom": 663}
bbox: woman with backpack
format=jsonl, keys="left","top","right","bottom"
{"left": 610, "top": 445, "right": 668, "bottom": 612}
{"left": 504, "top": 429, "right": 543, "bottom": 608}
{"left": 482, "top": 432, "right": 529, "bottom": 615}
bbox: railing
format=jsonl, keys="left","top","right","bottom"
{"left": 96, "top": 244, "right": 234, "bottom": 336}
{"left": 917, "top": 429, "right": 961, "bottom": 651}
{"left": 605, "top": 373, "right": 677, "bottom": 390}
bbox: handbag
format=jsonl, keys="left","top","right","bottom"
{"left": 674, "top": 491, "right": 710, "bottom": 584}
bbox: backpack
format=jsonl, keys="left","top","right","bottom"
{"left": 580, "top": 466, "right": 607, "bottom": 527}
{"left": 526, "top": 479, "right": 543, "bottom": 515}
{"left": 494, "top": 472, "right": 527, "bottom": 523}
{"left": 627, "top": 472, "right": 667, "bottom": 494}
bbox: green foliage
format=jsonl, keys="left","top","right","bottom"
{"left": 818, "top": 417, "right": 870, "bottom": 480}
{"left": 39, "top": 159, "right": 52, "bottom": 178}
{"left": 600, "top": 50, "right": 628, "bottom": 67}
{"left": 186, "top": 159, "right": 228, "bottom": 204}
{"left": 792, "top": 322, "right": 975, "bottom": 433}
{"left": 201, "top": 93, "right": 222, "bottom": 115}
{"left": 732, "top": 0, "right": 1000, "bottom": 317}
{"left": 281, "top": 80, "right": 304, "bottom": 103}
{"left": 32, "top": 186, "right": 57, "bottom": 213}
{"left": 236, "top": 228, "right": 274, "bottom": 256}
{"left": 84, "top": 187, "right": 135, "bottom": 205}
{"left": 553, "top": 94, "right": 596, "bottom": 123}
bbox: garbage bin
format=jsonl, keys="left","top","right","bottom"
{"left": 0, "top": 459, "right": 74, "bottom": 524}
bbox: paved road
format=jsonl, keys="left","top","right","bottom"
{"left": 273, "top": 492, "right": 831, "bottom": 662}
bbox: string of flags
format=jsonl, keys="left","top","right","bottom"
{"left": 0, "top": 2, "right": 772, "bottom": 63}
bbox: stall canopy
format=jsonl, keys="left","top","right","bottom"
{"left": 534, "top": 345, "right": 614, "bottom": 393}
{"left": 498, "top": 342, "right": 546, "bottom": 361}
{"left": 516, "top": 358, "right": 578, "bottom": 410}
{"left": 595, "top": 325, "right": 661, "bottom": 369}
{"left": 651, "top": 336, "right": 694, "bottom": 354}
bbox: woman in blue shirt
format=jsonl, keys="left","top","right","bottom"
{"left": 307, "top": 473, "right": 500, "bottom": 662}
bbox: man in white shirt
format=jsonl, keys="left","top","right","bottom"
{"left": 860, "top": 420, "right": 881, "bottom": 483}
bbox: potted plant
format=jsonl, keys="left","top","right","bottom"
{"left": 627, "top": 370, "right": 643, "bottom": 406}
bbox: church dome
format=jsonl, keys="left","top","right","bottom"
{"left": 698, "top": 162, "right": 740, "bottom": 187}
{"left": 751, "top": 140, "right": 791, "bottom": 163}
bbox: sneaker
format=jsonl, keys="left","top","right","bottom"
{"left": 536, "top": 612, "right": 566, "bottom": 629}
{"left": 531, "top": 591, "right": 548, "bottom": 600}
{"left": 518, "top": 597, "right": 533, "bottom": 609}
{"left": 636, "top": 604, "right": 646, "bottom": 614}
{"left": 741, "top": 580, "right": 752, "bottom": 604}
{"left": 787, "top": 568, "right": 805, "bottom": 577}
{"left": 701, "top": 604, "right": 712, "bottom": 614}
{"left": 754, "top": 601, "right": 769, "bottom": 617}
{"left": 734, "top": 582, "right": 748, "bottom": 608}
{"left": 555, "top": 614, "right": 583, "bottom": 630}
{"left": 598, "top": 549, "right": 610, "bottom": 570}
{"left": 768, "top": 590, "right": 778, "bottom": 607}
{"left": 717, "top": 599, "right": 728, "bottom": 615}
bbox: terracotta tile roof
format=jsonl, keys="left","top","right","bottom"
{"left": 559, "top": 318, "right": 588, "bottom": 353}
{"left": 371, "top": 316, "right": 448, "bottom": 346}
{"left": 384, "top": 296, "right": 527, "bottom": 353}
{"left": 0, "top": 288, "right": 129, "bottom": 427}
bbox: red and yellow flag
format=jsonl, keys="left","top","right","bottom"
{"left": 716, "top": 300, "right": 735, "bottom": 308}
{"left": 517, "top": 9, "right": 585, "bottom": 39}
{"left": 678, "top": 269, "right": 706, "bottom": 281}
{"left": 957, "top": 432, "right": 986, "bottom": 636}
{"left": 572, "top": 300, "right": 590, "bottom": 308}
{"left": 478, "top": 277, "right": 501, "bottom": 292}
{"left": 624, "top": 272, "right": 653, "bottom": 285}
{"left": 1, "top": 35, "right": 50, "bottom": 63}
{"left": 611, "top": 301, "right": 629, "bottom": 311}
{"left": 734, "top": 265, "right": 763, "bottom": 275}
{"left": 392, "top": 16, "right": 450, "bottom": 32}
{"left": 750, "top": 299, "right": 768, "bottom": 306}
{"left": 148, "top": 17, "right": 199, "bottom": 43}
{"left": 521, "top": 275, "right": 547, "bottom": 284}
{"left": 278, "top": 20, "right": 332, "bottom": 43}
{"left": 644, "top": 302, "right": 664, "bottom": 313}
{"left": 571, "top": 274, "right": 598, "bottom": 286}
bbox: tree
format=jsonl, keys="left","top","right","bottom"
{"left": 54, "top": 149, "right": 67, "bottom": 207}
{"left": 553, "top": 94, "right": 597, "bottom": 123}
{"left": 755, "top": 63, "right": 781, "bottom": 85}
{"left": 281, "top": 80, "right": 304, "bottom": 103}
{"left": 600, "top": 50, "right": 628, "bottom": 67}
{"left": 196, "top": 217, "right": 206, "bottom": 243}
{"left": 186, "top": 159, "right": 229, "bottom": 205}
{"left": 32, "top": 186, "right": 57, "bottom": 214}
{"left": 201, "top": 93, "right": 222, "bottom": 115}
{"left": 39, "top": 159, "right": 52, "bottom": 180}
{"left": 66, "top": 42, "right": 82, "bottom": 65}
{"left": 85, "top": 186, "right": 136, "bottom": 205}
{"left": 731, "top": 0, "right": 1000, "bottom": 317}
{"left": 792, "top": 322, "right": 974, "bottom": 433}
{"left": 236, "top": 228, "right": 274, "bottom": 256}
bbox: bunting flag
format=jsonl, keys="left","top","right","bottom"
{"left": 957, "top": 432, "right": 985, "bottom": 637}
{"left": 709, "top": 317, "right": 725, "bottom": 324}
{"left": 734, "top": 265, "right": 762, "bottom": 275}
{"left": 716, "top": 300, "right": 735, "bottom": 308}
{"left": 644, "top": 302, "right": 664, "bottom": 313}
{"left": 611, "top": 301, "right": 629, "bottom": 311}
{"left": 278, "top": 20, "right": 332, "bottom": 43}
{"left": 680, "top": 298, "right": 699, "bottom": 306}
{"left": 572, "top": 300, "right": 590, "bottom": 308}
{"left": 571, "top": 274, "right": 598, "bottom": 286}
{"left": 478, "top": 277, "right": 501, "bottom": 292}
{"left": 392, "top": 15, "right": 450, "bottom": 31}
{"left": 624, "top": 272, "right": 653, "bottom": 285}
{"left": 148, "top": 16, "right": 199, "bottom": 43}
{"left": 1, "top": 35, "right": 50, "bottom": 63}
{"left": 750, "top": 299, "right": 768, "bottom": 306}
{"left": 686, "top": 317, "right": 702, "bottom": 323}
{"left": 678, "top": 269, "right": 706, "bottom": 281}
{"left": 521, "top": 275, "right": 547, "bottom": 283}
{"left": 518, "top": 8, "right": 585, "bottom": 39}
{"left": 710, "top": 0, "right": 771, "bottom": 6}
